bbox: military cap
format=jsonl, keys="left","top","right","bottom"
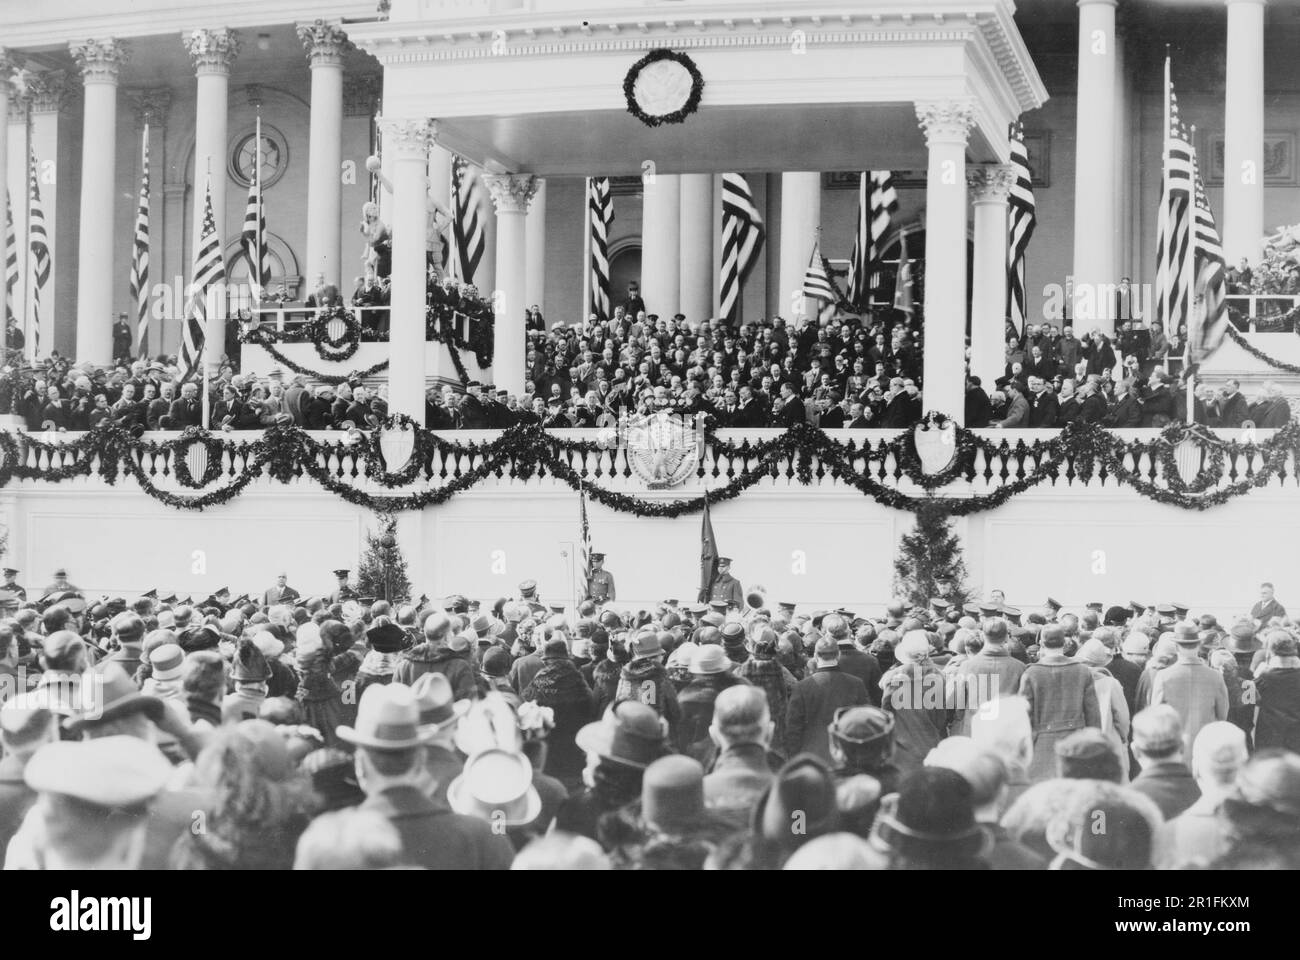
{"left": 1045, "top": 597, "right": 1062, "bottom": 612}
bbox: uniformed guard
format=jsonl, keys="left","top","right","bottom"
{"left": 518, "top": 579, "right": 546, "bottom": 617}
{"left": 587, "top": 553, "right": 616, "bottom": 604}
{"left": 327, "top": 569, "right": 358, "bottom": 606}
{"left": 0, "top": 568, "right": 26, "bottom": 612}
{"left": 1044, "top": 597, "right": 1063, "bottom": 622}
{"left": 708, "top": 557, "right": 744, "bottom": 611}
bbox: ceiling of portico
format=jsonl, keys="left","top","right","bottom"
{"left": 434, "top": 101, "right": 988, "bottom": 176}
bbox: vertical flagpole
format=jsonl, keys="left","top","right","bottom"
{"left": 582, "top": 178, "right": 592, "bottom": 321}
{"left": 255, "top": 111, "right": 263, "bottom": 305}
{"left": 1187, "top": 124, "right": 1199, "bottom": 418}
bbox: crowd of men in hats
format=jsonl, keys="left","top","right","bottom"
{"left": 976, "top": 319, "right": 1292, "bottom": 430}
{"left": 0, "top": 556, "right": 1298, "bottom": 870}
{"left": 4, "top": 354, "right": 394, "bottom": 434}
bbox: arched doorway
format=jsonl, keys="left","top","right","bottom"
{"left": 876, "top": 228, "right": 975, "bottom": 333}
{"left": 609, "top": 241, "right": 641, "bottom": 310}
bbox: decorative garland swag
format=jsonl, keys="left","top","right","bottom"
{"left": 3, "top": 416, "right": 1298, "bottom": 516}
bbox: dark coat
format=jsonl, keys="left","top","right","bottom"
{"left": 1027, "top": 391, "right": 1059, "bottom": 428}
{"left": 1079, "top": 392, "right": 1108, "bottom": 424}
{"left": 392, "top": 642, "right": 477, "bottom": 702}
{"left": 360, "top": 785, "right": 515, "bottom": 869}
{"left": 785, "top": 666, "right": 869, "bottom": 763}
{"left": 965, "top": 388, "right": 994, "bottom": 429}
{"left": 1255, "top": 666, "right": 1300, "bottom": 753}
{"left": 702, "top": 742, "right": 778, "bottom": 827}
{"left": 1130, "top": 761, "right": 1201, "bottom": 820}
{"left": 1105, "top": 393, "right": 1142, "bottom": 428}
{"left": 521, "top": 658, "right": 594, "bottom": 790}
{"left": 1138, "top": 386, "right": 1176, "bottom": 428}
{"left": 1217, "top": 391, "right": 1250, "bottom": 429}
{"left": 1019, "top": 654, "right": 1102, "bottom": 781}
{"left": 675, "top": 672, "right": 749, "bottom": 761}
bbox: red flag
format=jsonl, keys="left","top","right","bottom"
{"left": 698, "top": 497, "right": 719, "bottom": 603}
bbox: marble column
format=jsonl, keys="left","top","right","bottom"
{"left": 777, "top": 172, "right": 821, "bottom": 321}
{"left": 525, "top": 177, "right": 546, "bottom": 312}
{"left": 640, "top": 172, "right": 680, "bottom": 318}
{"left": 679, "top": 173, "right": 714, "bottom": 324}
{"left": 917, "top": 100, "right": 975, "bottom": 424}
{"left": 968, "top": 165, "right": 1015, "bottom": 392}
{"left": 483, "top": 173, "right": 538, "bottom": 397}
{"left": 1223, "top": 0, "right": 1266, "bottom": 266}
{"left": 25, "top": 70, "right": 70, "bottom": 357}
{"left": 1072, "top": 0, "right": 1118, "bottom": 333}
{"left": 298, "top": 20, "right": 348, "bottom": 288}
{"left": 70, "top": 39, "right": 130, "bottom": 363}
{"left": 379, "top": 118, "right": 433, "bottom": 420}
{"left": 182, "top": 28, "right": 240, "bottom": 373}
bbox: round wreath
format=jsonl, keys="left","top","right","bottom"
{"left": 364, "top": 413, "right": 432, "bottom": 485}
{"left": 171, "top": 429, "right": 227, "bottom": 489}
{"left": 623, "top": 49, "right": 704, "bottom": 128}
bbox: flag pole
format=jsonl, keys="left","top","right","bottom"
{"left": 1187, "top": 125, "right": 1200, "bottom": 420}
{"left": 255, "top": 111, "right": 263, "bottom": 305}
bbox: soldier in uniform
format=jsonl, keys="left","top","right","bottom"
{"left": 519, "top": 579, "right": 546, "bottom": 618}
{"left": 1, "top": 568, "right": 26, "bottom": 601}
{"left": 708, "top": 557, "right": 744, "bottom": 611}
{"left": 587, "top": 553, "right": 616, "bottom": 604}
{"left": 327, "top": 569, "right": 358, "bottom": 606}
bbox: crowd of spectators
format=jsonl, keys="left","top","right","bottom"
{"left": 3, "top": 571, "right": 1300, "bottom": 870}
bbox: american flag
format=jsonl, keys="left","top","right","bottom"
{"left": 893, "top": 230, "right": 915, "bottom": 317}
{"left": 1155, "top": 60, "right": 1194, "bottom": 335}
{"left": 182, "top": 176, "right": 224, "bottom": 383}
{"left": 4, "top": 193, "right": 16, "bottom": 331}
{"left": 847, "top": 171, "right": 898, "bottom": 310}
{"left": 587, "top": 177, "right": 614, "bottom": 323}
{"left": 451, "top": 155, "right": 485, "bottom": 285}
{"left": 802, "top": 241, "right": 837, "bottom": 306}
{"left": 129, "top": 126, "right": 151, "bottom": 358}
{"left": 1187, "top": 150, "right": 1228, "bottom": 369}
{"left": 578, "top": 477, "right": 592, "bottom": 601}
{"left": 241, "top": 126, "right": 270, "bottom": 303}
{"left": 1007, "top": 122, "right": 1036, "bottom": 337}
{"left": 28, "top": 150, "right": 50, "bottom": 359}
{"left": 719, "top": 173, "right": 764, "bottom": 324}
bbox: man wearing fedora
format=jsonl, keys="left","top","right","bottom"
{"left": 1151, "top": 622, "right": 1229, "bottom": 761}
{"left": 340, "top": 683, "right": 514, "bottom": 870}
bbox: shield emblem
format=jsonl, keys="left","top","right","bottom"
{"left": 913, "top": 420, "right": 957, "bottom": 476}
{"left": 378, "top": 422, "right": 415, "bottom": 472}
{"left": 325, "top": 313, "right": 348, "bottom": 343}
{"left": 185, "top": 442, "right": 210, "bottom": 486}
{"left": 1173, "top": 439, "right": 1203, "bottom": 487}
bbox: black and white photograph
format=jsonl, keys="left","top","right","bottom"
{"left": 0, "top": 0, "right": 1291, "bottom": 913}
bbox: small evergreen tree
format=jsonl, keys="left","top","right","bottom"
{"left": 356, "top": 513, "right": 411, "bottom": 604}
{"left": 892, "top": 502, "right": 970, "bottom": 612}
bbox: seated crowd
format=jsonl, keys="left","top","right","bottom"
{"left": 2, "top": 570, "right": 1298, "bottom": 870}
{"left": 968, "top": 319, "right": 1292, "bottom": 429}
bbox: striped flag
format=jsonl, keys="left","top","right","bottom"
{"left": 719, "top": 173, "right": 764, "bottom": 324}
{"left": 578, "top": 478, "right": 592, "bottom": 601}
{"left": 129, "top": 126, "right": 151, "bottom": 358}
{"left": 587, "top": 177, "right": 615, "bottom": 323}
{"left": 1188, "top": 150, "right": 1228, "bottom": 369}
{"left": 451, "top": 155, "right": 485, "bottom": 285}
{"left": 893, "top": 230, "right": 915, "bottom": 316}
{"left": 4, "top": 193, "right": 16, "bottom": 331}
{"left": 803, "top": 241, "right": 837, "bottom": 305}
{"left": 1007, "top": 122, "right": 1036, "bottom": 337}
{"left": 847, "top": 171, "right": 898, "bottom": 310}
{"left": 28, "top": 150, "right": 50, "bottom": 359}
{"left": 182, "top": 176, "right": 224, "bottom": 383}
{"left": 1155, "top": 60, "right": 1194, "bottom": 335}
{"left": 241, "top": 122, "right": 270, "bottom": 303}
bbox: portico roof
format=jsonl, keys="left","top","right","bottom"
{"left": 351, "top": 0, "right": 1048, "bottom": 175}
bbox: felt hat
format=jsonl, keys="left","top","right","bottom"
{"left": 574, "top": 701, "right": 667, "bottom": 769}
{"left": 410, "top": 672, "right": 472, "bottom": 730}
{"left": 63, "top": 663, "right": 165, "bottom": 735}
{"left": 24, "top": 735, "right": 172, "bottom": 809}
{"left": 446, "top": 749, "right": 542, "bottom": 826}
{"left": 336, "top": 683, "right": 436, "bottom": 751}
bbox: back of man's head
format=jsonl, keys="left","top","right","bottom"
{"left": 423, "top": 612, "right": 453, "bottom": 644}
{"left": 1192, "top": 721, "right": 1249, "bottom": 788}
{"left": 1040, "top": 624, "right": 1066, "bottom": 650}
{"left": 982, "top": 618, "right": 1008, "bottom": 645}
{"left": 41, "top": 631, "right": 86, "bottom": 673}
{"left": 710, "top": 685, "right": 771, "bottom": 749}
{"left": 1132, "top": 704, "right": 1184, "bottom": 762}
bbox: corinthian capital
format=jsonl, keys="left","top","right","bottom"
{"left": 378, "top": 118, "right": 435, "bottom": 161}
{"left": 967, "top": 164, "right": 1016, "bottom": 203}
{"left": 24, "top": 70, "right": 72, "bottom": 114}
{"left": 182, "top": 28, "right": 241, "bottom": 76}
{"left": 297, "top": 20, "right": 351, "bottom": 67}
{"left": 915, "top": 99, "right": 976, "bottom": 147}
{"left": 70, "top": 38, "right": 131, "bottom": 84}
{"left": 482, "top": 174, "right": 539, "bottom": 215}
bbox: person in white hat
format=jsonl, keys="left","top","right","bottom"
{"left": 5, "top": 735, "right": 174, "bottom": 870}
{"left": 340, "top": 683, "right": 514, "bottom": 870}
